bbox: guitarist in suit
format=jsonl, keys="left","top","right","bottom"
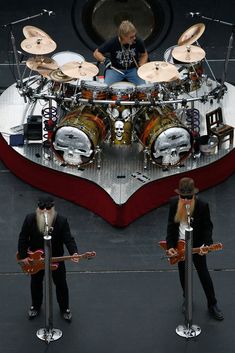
{"left": 18, "top": 196, "right": 79, "bottom": 321}
{"left": 166, "top": 177, "right": 224, "bottom": 320}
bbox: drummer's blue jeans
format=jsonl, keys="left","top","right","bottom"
{"left": 104, "top": 68, "right": 145, "bottom": 85}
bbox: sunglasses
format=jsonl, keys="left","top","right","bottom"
{"left": 38, "top": 203, "right": 53, "bottom": 210}
{"left": 180, "top": 195, "right": 193, "bottom": 200}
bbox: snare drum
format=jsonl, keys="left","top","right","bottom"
{"left": 109, "top": 82, "right": 136, "bottom": 100}
{"left": 81, "top": 81, "right": 108, "bottom": 100}
{"left": 136, "top": 83, "right": 158, "bottom": 101}
{"left": 135, "top": 107, "right": 192, "bottom": 166}
{"left": 52, "top": 106, "right": 109, "bottom": 166}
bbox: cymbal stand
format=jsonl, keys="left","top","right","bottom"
{"left": 195, "top": 40, "right": 218, "bottom": 85}
{"left": 199, "top": 15, "right": 235, "bottom": 101}
{"left": 2, "top": 11, "right": 49, "bottom": 102}
{"left": 36, "top": 212, "right": 62, "bottom": 343}
{"left": 176, "top": 204, "right": 201, "bottom": 338}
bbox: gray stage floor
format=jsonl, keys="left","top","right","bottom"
{"left": 0, "top": 160, "right": 235, "bottom": 353}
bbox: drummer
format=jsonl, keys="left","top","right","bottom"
{"left": 93, "top": 20, "right": 148, "bottom": 85}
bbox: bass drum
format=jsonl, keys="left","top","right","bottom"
{"left": 52, "top": 106, "right": 109, "bottom": 166}
{"left": 135, "top": 107, "right": 193, "bottom": 166}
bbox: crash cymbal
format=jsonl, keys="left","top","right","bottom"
{"left": 60, "top": 61, "right": 99, "bottom": 79}
{"left": 178, "top": 23, "right": 205, "bottom": 46}
{"left": 26, "top": 56, "right": 58, "bottom": 71}
{"left": 23, "top": 25, "right": 51, "bottom": 39}
{"left": 137, "top": 61, "right": 180, "bottom": 83}
{"left": 172, "top": 45, "right": 205, "bottom": 63}
{"left": 21, "top": 36, "right": 57, "bottom": 55}
{"left": 50, "top": 69, "right": 73, "bottom": 82}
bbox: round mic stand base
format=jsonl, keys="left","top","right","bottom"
{"left": 36, "top": 328, "right": 62, "bottom": 343}
{"left": 176, "top": 324, "right": 201, "bottom": 338}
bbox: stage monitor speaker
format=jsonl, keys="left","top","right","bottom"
{"left": 24, "top": 115, "right": 43, "bottom": 141}
{"left": 9, "top": 134, "right": 24, "bottom": 146}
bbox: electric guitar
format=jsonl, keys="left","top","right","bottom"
{"left": 16, "top": 249, "right": 96, "bottom": 274}
{"left": 159, "top": 240, "right": 223, "bottom": 265}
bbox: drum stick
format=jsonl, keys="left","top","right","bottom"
{"left": 110, "top": 66, "right": 125, "bottom": 75}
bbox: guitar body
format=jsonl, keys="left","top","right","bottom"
{"left": 16, "top": 249, "right": 96, "bottom": 274}
{"left": 159, "top": 240, "right": 223, "bottom": 265}
{"left": 159, "top": 240, "right": 186, "bottom": 265}
{"left": 16, "top": 250, "right": 58, "bottom": 274}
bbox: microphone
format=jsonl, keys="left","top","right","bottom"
{"left": 42, "top": 9, "right": 56, "bottom": 16}
{"left": 185, "top": 204, "right": 191, "bottom": 216}
{"left": 186, "top": 12, "right": 201, "bottom": 18}
{"left": 43, "top": 211, "right": 48, "bottom": 226}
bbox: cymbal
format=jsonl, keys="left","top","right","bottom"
{"left": 23, "top": 25, "right": 51, "bottom": 39}
{"left": 26, "top": 56, "right": 58, "bottom": 71}
{"left": 21, "top": 36, "right": 57, "bottom": 55}
{"left": 50, "top": 69, "right": 73, "bottom": 82}
{"left": 60, "top": 61, "right": 99, "bottom": 79}
{"left": 172, "top": 45, "right": 205, "bottom": 63}
{"left": 178, "top": 23, "right": 205, "bottom": 46}
{"left": 137, "top": 61, "right": 180, "bottom": 83}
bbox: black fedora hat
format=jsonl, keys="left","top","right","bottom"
{"left": 175, "top": 177, "right": 199, "bottom": 196}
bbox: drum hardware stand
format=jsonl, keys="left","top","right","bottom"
{"left": 95, "top": 146, "right": 102, "bottom": 169}
{"left": 143, "top": 147, "right": 150, "bottom": 169}
{"left": 176, "top": 204, "right": 201, "bottom": 338}
{"left": 2, "top": 11, "right": 49, "bottom": 103}
{"left": 195, "top": 40, "right": 218, "bottom": 85}
{"left": 198, "top": 14, "right": 235, "bottom": 101}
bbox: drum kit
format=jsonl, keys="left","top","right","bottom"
{"left": 18, "top": 23, "right": 219, "bottom": 168}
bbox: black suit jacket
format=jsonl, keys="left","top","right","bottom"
{"left": 166, "top": 197, "right": 213, "bottom": 249}
{"left": 18, "top": 212, "right": 78, "bottom": 259}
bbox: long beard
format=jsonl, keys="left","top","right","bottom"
{"left": 174, "top": 198, "right": 195, "bottom": 223}
{"left": 36, "top": 208, "right": 56, "bottom": 234}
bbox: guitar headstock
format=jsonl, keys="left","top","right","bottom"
{"left": 86, "top": 251, "right": 96, "bottom": 259}
{"left": 212, "top": 243, "right": 223, "bottom": 251}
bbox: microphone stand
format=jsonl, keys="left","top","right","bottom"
{"left": 2, "top": 11, "right": 48, "bottom": 103}
{"left": 176, "top": 204, "right": 201, "bottom": 338}
{"left": 36, "top": 211, "right": 62, "bottom": 343}
{"left": 199, "top": 15, "right": 235, "bottom": 101}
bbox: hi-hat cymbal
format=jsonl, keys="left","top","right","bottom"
{"left": 137, "top": 61, "right": 180, "bottom": 83}
{"left": 50, "top": 69, "right": 73, "bottom": 82}
{"left": 60, "top": 61, "right": 99, "bottom": 79}
{"left": 178, "top": 23, "right": 205, "bottom": 46}
{"left": 23, "top": 25, "right": 51, "bottom": 39}
{"left": 21, "top": 36, "right": 57, "bottom": 55}
{"left": 172, "top": 45, "right": 205, "bottom": 63}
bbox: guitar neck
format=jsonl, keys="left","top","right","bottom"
{"left": 51, "top": 254, "right": 83, "bottom": 263}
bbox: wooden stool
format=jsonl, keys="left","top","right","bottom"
{"left": 206, "top": 107, "right": 234, "bottom": 149}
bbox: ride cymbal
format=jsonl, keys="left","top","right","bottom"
{"left": 21, "top": 36, "right": 57, "bottom": 55}
{"left": 23, "top": 25, "right": 51, "bottom": 39}
{"left": 172, "top": 45, "right": 205, "bottom": 63}
{"left": 178, "top": 23, "right": 205, "bottom": 46}
{"left": 60, "top": 61, "right": 99, "bottom": 79}
{"left": 137, "top": 61, "right": 180, "bottom": 83}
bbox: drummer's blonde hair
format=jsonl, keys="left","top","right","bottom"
{"left": 118, "top": 20, "right": 136, "bottom": 38}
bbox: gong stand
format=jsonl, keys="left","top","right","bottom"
{"left": 36, "top": 211, "right": 62, "bottom": 343}
{"left": 176, "top": 204, "right": 201, "bottom": 338}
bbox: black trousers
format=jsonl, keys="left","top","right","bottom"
{"left": 30, "top": 262, "right": 69, "bottom": 312}
{"left": 178, "top": 254, "right": 217, "bottom": 307}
